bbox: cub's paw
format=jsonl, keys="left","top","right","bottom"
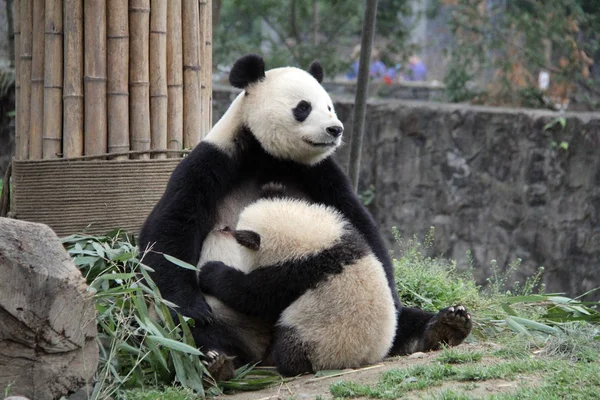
{"left": 424, "top": 305, "right": 472, "bottom": 349}
{"left": 203, "top": 350, "right": 236, "bottom": 382}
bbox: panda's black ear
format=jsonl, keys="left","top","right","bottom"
{"left": 308, "top": 60, "right": 324, "bottom": 83}
{"left": 229, "top": 54, "right": 266, "bottom": 89}
{"left": 233, "top": 230, "right": 261, "bottom": 251}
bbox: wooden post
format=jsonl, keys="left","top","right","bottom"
{"left": 29, "top": 0, "right": 45, "bottom": 160}
{"left": 129, "top": 0, "right": 151, "bottom": 159}
{"left": 348, "top": 0, "right": 378, "bottom": 193}
{"left": 166, "top": 0, "right": 183, "bottom": 156}
{"left": 13, "top": 0, "right": 20, "bottom": 156}
{"left": 107, "top": 0, "right": 130, "bottom": 159}
{"left": 150, "top": 0, "right": 168, "bottom": 159}
{"left": 199, "top": 0, "right": 212, "bottom": 136}
{"left": 63, "top": 0, "right": 84, "bottom": 157}
{"left": 43, "top": 0, "right": 63, "bottom": 159}
{"left": 182, "top": 0, "right": 201, "bottom": 148}
{"left": 84, "top": 1, "right": 107, "bottom": 156}
{"left": 18, "top": 0, "right": 32, "bottom": 160}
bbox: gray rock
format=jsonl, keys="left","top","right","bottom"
{"left": 0, "top": 218, "right": 98, "bottom": 400}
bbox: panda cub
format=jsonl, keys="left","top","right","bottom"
{"left": 198, "top": 194, "right": 397, "bottom": 376}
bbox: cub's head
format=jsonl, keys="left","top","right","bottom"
{"left": 230, "top": 54, "right": 343, "bottom": 165}
{"left": 232, "top": 198, "right": 347, "bottom": 268}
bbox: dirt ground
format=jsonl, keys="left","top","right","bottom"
{"left": 219, "top": 344, "right": 532, "bottom": 400}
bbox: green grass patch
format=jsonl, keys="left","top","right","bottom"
{"left": 437, "top": 347, "right": 483, "bottom": 364}
{"left": 330, "top": 359, "right": 559, "bottom": 399}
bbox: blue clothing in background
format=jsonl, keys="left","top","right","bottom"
{"left": 346, "top": 60, "right": 387, "bottom": 80}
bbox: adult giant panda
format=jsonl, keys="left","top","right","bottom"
{"left": 139, "top": 54, "right": 472, "bottom": 377}
{"left": 197, "top": 196, "right": 398, "bottom": 376}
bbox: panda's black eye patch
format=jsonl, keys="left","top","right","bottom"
{"left": 293, "top": 100, "right": 312, "bottom": 122}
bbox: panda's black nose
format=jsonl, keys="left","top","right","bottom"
{"left": 326, "top": 126, "right": 343, "bottom": 138}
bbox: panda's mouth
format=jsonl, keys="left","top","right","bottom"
{"left": 303, "top": 139, "right": 337, "bottom": 147}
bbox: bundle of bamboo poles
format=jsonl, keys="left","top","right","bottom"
{"left": 13, "top": 0, "right": 213, "bottom": 161}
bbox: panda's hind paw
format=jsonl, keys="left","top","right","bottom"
{"left": 424, "top": 305, "right": 472, "bottom": 349}
{"left": 203, "top": 350, "right": 236, "bottom": 382}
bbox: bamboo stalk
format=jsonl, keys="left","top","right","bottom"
{"left": 18, "top": 0, "right": 32, "bottom": 160}
{"left": 129, "top": 0, "right": 151, "bottom": 159}
{"left": 63, "top": 0, "right": 84, "bottom": 157}
{"left": 43, "top": 0, "right": 62, "bottom": 159}
{"left": 29, "top": 0, "right": 45, "bottom": 160}
{"left": 199, "top": 0, "right": 212, "bottom": 137}
{"left": 182, "top": 0, "right": 201, "bottom": 148}
{"left": 84, "top": 1, "right": 107, "bottom": 156}
{"left": 150, "top": 0, "right": 168, "bottom": 159}
{"left": 107, "top": 0, "right": 130, "bottom": 160}
{"left": 166, "top": 0, "right": 183, "bottom": 157}
{"left": 14, "top": 0, "right": 20, "bottom": 156}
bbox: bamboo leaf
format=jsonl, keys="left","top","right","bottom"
{"left": 147, "top": 336, "right": 202, "bottom": 355}
{"left": 509, "top": 316, "right": 559, "bottom": 335}
{"left": 505, "top": 316, "right": 531, "bottom": 336}
{"left": 163, "top": 254, "right": 198, "bottom": 271}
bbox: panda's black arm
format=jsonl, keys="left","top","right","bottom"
{"left": 138, "top": 141, "right": 244, "bottom": 324}
{"left": 197, "top": 254, "right": 345, "bottom": 322}
{"left": 300, "top": 158, "right": 401, "bottom": 309}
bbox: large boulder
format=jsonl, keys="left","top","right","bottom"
{"left": 0, "top": 218, "right": 98, "bottom": 400}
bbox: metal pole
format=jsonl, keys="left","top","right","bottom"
{"left": 348, "top": 0, "right": 378, "bottom": 193}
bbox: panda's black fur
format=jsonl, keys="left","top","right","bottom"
{"left": 139, "top": 54, "right": 472, "bottom": 378}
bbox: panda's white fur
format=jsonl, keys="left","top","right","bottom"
{"left": 205, "top": 67, "right": 343, "bottom": 165}
{"left": 235, "top": 198, "right": 397, "bottom": 371}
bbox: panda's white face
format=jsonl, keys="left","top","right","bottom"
{"left": 241, "top": 67, "right": 343, "bottom": 165}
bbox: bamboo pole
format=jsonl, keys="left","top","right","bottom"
{"left": 199, "top": 0, "right": 212, "bottom": 137}
{"left": 43, "top": 0, "right": 62, "bottom": 159}
{"left": 29, "top": 0, "right": 45, "bottom": 160}
{"left": 182, "top": 0, "right": 201, "bottom": 148}
{"left": 18, "top": 0, "right": 32, "bottom": 160}
{"left": 63, "top": 0, "right": 84, "bottom": 157}
{"left": 13, "top": 0, "right": 20, "bottom": 156}
{"left": 150, "top": 0, "right": 168, "bottom": 159}
{"left": 107, "top": 0, "right": 130, "bottom": 160}
{"left": 129, "top": 0, "right": 151, "bottom": 159}
{"left": 84, "top": 1, "right": 107, "bottom": 156}
{"left": 166, "top": 0, "right": 183, "bottom": 156}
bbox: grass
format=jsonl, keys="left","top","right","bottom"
{"left": 63, "top": 227, "right": 599, "bottom": 399}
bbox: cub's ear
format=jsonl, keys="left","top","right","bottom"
{"left": 229, "top": 54, "right": 266, "bottom": 89}
{"left": 234, "top": 230, "right": 261, "bottom": 251}
{"left": 308, "top": 60, "right": 324, "bottom": 83}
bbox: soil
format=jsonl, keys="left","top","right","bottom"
{"left": 218, "top": 344, "right": 535, "bottom": 400}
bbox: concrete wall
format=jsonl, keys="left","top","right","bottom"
{"left": 214, "top": 88, "right": 600, "bottom": 299}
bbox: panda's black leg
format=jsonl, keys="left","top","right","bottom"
{"left": 389, "top": 305, "right": 472, "bottom": 356}
{"left": 193, "top": 321, "right": 257, "bottom": 382}
{"left": 271, "top": 326, "right": 313, "bottom": 377}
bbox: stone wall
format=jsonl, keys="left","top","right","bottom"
{"left": 214, "top": 88, "right": 600, "bottom": 299}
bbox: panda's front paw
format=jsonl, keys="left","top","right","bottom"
{"left": 424, "top": 305, "right": 472, "bottom": 349}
